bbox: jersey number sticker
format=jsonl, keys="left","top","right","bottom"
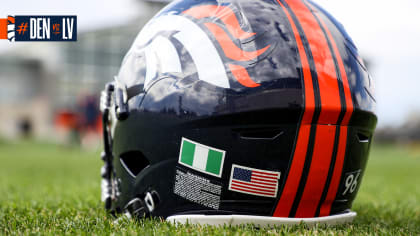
{"left": 342, "top": 170, "right": 361, "bottom": 195}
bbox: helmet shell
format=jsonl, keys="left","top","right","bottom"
{"left": 110, "top": 0, "right": 377, "bottom": 219}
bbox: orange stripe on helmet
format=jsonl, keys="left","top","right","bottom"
{"left": 319, "top": 126, "right": 348, "bottom": 216}
{"left": 273, "top": 0, "right": 347, "bottom": 218}
{"left": 305, "top": 1, "right": 355, "bottom": 216}
{"left": 0, "top": 19, "right": 7, "bottom": 39}
{"left": 204, "top": 22, "right": 270, "bottom": 62}
{"left": 183, "top": 5, "right": 256, "bottom": 40}
{"left": 283, "top": 1, "right": 341, "bottom": 124}
{"left": 228, "top": 64, "right": 260, "bottom": 87}
{"left": 274, "top": 125, "right": 312, "bottom": 217}
{"left": 272, "top": 0, "right": 315, "bottom": 217}
{"left": 283, "top": 0, "right": 342, "bottom": 218}
{"left": 305, "top": 1, "right": 354, "bottom": 125}
{"left": 295, "top": 125, "right": 337, "bottom": 217}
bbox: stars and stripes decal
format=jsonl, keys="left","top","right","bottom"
{"left": 228, "top": 164, "right": 280, "bottom": 198}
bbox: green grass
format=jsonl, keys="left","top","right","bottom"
{"left": 0, "top": 140, "right": 419, "bottom": 235}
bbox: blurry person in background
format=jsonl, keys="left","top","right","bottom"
{"left": 17, "top": 116, "right": 32, "bottom": 139}
{"left": 78, "top": 94, "right": 102, "bottom": 148}
{"left": 54, "top": 94, "right": 101, "bottom": 148}
{"left": 55, "top": 109, "right": 81, "bottom": 146}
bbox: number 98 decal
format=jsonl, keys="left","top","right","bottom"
{"left": 342, "top": 170, "right": 362, "bottom": 196}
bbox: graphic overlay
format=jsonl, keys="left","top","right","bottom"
{"left": 228, "top": 164, "right": 280, "bottom": 198}
{"left": 0, "top": 15, "right": 77, "bottom": 42}
{"left": 0, "top": 16, "right": 13, "bottom": 40}
{"left": 178, "top": 138, "right": 226, "bottom": 178}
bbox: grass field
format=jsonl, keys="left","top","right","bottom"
{"left": 0, "top": 139, "right": 419, "bottom": 235}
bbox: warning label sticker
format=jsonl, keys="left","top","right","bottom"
{"left": 174, "top": 168, "right": 222, "bottom": 210}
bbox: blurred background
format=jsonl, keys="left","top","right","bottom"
{"left": 0, "top": 2, "right": 418, "bottom": 234}
{"left": 0, "top": 0, "right": 172, "bottom": 147}
{"left": 0, "top": 0, "right": 419, "bottom": 146}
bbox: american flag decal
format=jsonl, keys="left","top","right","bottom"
{"left": 228, "top": 164, "right": 281, "bottom": 198}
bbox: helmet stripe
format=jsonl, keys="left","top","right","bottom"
{"left": 319, "top": 126, "right": 348, "bottom": 216}
{"left": 305, "top": 1, "right": 354, "bottom": 125}
{"left": 294, "top": 126, "right": 337, "bottom": 218}
{"left": 285, "top": 0, "right": 343, "bottom": 218}
{"left": 272, "top": 0, "right": 318, "bottom": 218}
{"left": 301, "top": 1, "right": 346, "bottom": 218}
{"left": 304, "top": 0, "right": 355, "bottom": 217}
{"left": 295, "top": 125, "right": 337, "bottom": 218}
{"left": 273, "top": 0, "right": 348, "bottom": 218}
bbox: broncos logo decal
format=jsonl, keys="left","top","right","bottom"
{"left": 183, "top": 5, "right": 271, "bottom": 88}
{"left": 7, "top": 16, "right": 15, "bottom": 42}
{"left": 0, "top": 16, "right": 15, "bottom": 42}
{"left": 132, "top": 4, "right": 271, "bottom": 89}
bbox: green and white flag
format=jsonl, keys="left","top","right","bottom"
{"left": 178, "top": 138, "right": 226, "bottom": 177}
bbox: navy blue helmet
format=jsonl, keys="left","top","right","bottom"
{"left": 100, "top": 0, "right": 376, "bottom": 226}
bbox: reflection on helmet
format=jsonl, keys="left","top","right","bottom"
{"left": 100, "top": 0, "right": 377, "bottom": 227}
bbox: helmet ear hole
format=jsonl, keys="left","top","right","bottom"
{"left": 357, "top": 132, "right": 370, "bottom": 143}
{"left": 119, "top": 151, "right": 150, "bottom": 178}
{"left": 234, "top": 127, "right": 284, "bottom": 140}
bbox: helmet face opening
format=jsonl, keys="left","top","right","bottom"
{"left": 100, "top": 0, "right": 377, "bottom": 226}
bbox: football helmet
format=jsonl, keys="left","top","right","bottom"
{"left": 100, "top": 0, "right": 377, "bottom": 226}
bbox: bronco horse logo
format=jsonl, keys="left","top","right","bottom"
{"left": 0, "top": 16, "right": 15, "bottom": 41}
{"left": 132, "top": 4, "right": 271, "bottom": 89}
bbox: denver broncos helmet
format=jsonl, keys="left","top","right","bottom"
{"left": 100, "top": 0, "right": 377, "bottom": 226}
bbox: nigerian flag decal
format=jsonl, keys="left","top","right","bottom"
{"left": 178, "top": 138, "right": 226, "bottom": 177}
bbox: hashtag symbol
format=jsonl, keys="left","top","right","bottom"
{"left": 16, "top": 22, "right": 28, "bottom": 35}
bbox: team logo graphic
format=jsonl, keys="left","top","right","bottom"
{"left": 7, "top": 16, "right": 14, "bottom": 42}
{"left": 0, "top": 16, "right": 15, "bottom": 41}
{"left": 133, "top": 4, "right": 271, "bottom": 89}
{"left": 0, "top": 15, "right": 77, "bottom": 42}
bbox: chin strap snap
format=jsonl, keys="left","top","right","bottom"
{"left": 114, "top": 76, "right": 130, "bottom": 121}
{"left": 123, "top": 191, "right": 160, "bottom": 219}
